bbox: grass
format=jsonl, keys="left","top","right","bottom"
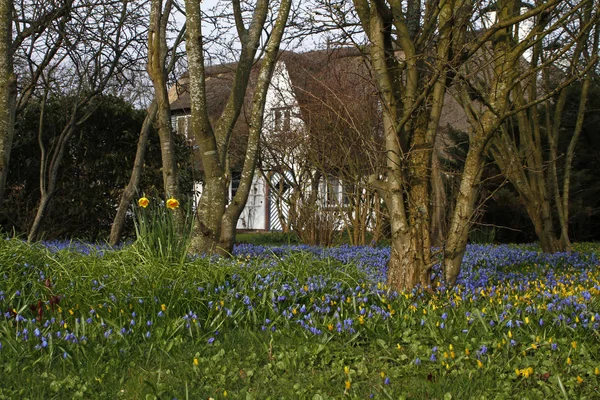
{"left": 0, "top": 239, "right": 599, "bottom": 398}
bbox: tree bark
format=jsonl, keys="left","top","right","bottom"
{"left": 185, "top": 0, "right": 290, "bottom": 255}
{"left": 147, "top": 0, "right": 182, "bottom": 218}
{"left": 220, "top": 0, "right": 292, "bottom": 252}
{"left": 0, "top": 0, "right": 16, "bottom": 204}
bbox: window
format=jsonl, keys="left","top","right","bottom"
{"left": 229, "top": 171, "right": 241, "bottom": 203}
{"left": 321, "top": 175, "right": 342, "bottom": 207}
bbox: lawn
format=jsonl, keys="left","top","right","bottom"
{"left": 0, "top": 239, "right": 599, "bottom": 399}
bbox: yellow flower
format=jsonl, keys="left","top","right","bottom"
{"left": 166, "top": 197, "right": 180, "bottom": 210}
{"left": 161, "top": 304, "right": 167, "bottom": 311}
{"left": 223, "top": 390, "right": 228, "bottom": 397}
{"left": 380, "top": 371, "right": 385, "bottom": 379}
{"left": 328, "top": 324, "right": 334, "bottom": 331}
{"left": 138, "top": 197, "right": 149, "bottom": 208}
{"left": 594, "top": 367, "right": 599, "bottom": 376}
{"left": 344, "top": 366, "right": 349, "bottom": 375}
{"left": 576, "top": 375, "right": 583, "bottom": 384}
{"left": 567, "top": 357, "right": 572, "bottom": 366}
{"left": 193, "top": 358, "right": 199, "bottom": 366}
{"left": 522, "top": 367, "right": 533, "bottom": 378}
{"left": 345, "top": 380, "right": 351, "bottom": 390}
{"left": 571, "top": 341, "right": 577, "bottom": 350}
{"left": 477, "top": 359, "right": 483, "bottom": 369}
{"left": 465, "top": 348, "right": 470, "bottom": 356}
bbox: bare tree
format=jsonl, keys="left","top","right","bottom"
{"left": 109, "top": 18, "right": 186, "bottom": 246}
{"left": 486, "top": 0, "right": 599, "bottom": 252}
{"left": 318, "top": 0, "right": 566, "bottom": 289}
{"left": 0, "top": 0, "right": 70, "bottom": 205}
{"left": 147, "top": 0, "right": 181, "bottom": 210}
{"left": 259, "top": 49, "right": 386, "bottom": 246}
{"left": 27, "top": 0, "right": 147, "bottom": 241}
{"left": 184, "top": 0, "right": 292, "bottom": 254}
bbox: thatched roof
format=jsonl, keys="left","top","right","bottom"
{"left": 168, "top": 47, "right": 470, "bottom": 172}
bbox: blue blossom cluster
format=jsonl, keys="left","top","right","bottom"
{"left": 0, "top": 241, "right": 598, "bottom": 379}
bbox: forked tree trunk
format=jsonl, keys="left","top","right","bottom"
{"left": 186, "top": 0, "right": 292, "bottom": 255}
{"left": 29, "top": 113, "right": 82, "bottom": 242}
{"left": 148, "top": 0, "right": 182, "bottom": 219}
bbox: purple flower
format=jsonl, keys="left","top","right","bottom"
{"left": 208, "top": 337, "right": 215, "bottom": 344}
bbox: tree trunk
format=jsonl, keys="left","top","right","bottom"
{"left": 190, "top": 174, "right": 228, "bottom": 254}
{"left": 443, "top": 140, "right": 486, "bottom": 286}
{"left": 219, "top": 0, "right": 292, "bottom": 252}
{"left": 28, "top": 108, "right": 79, "bottom": 242}
{"left": 525, "top": 200, "right": 561, "bottom": 253}
{"left": 148, "top": 0, "right": 181, "bottom": 216}
{"left": 28, "top": 194, "right": 51, "bottom": 242}
{"left": 0, "top": 0, "right": 16, "bottom": 204}
{"left": 430, "top": 150, "right": 447, "bottom": 247}
{"left": 388, "top": 231, "right": 430, "bottom": 289}
{"left": 108, "top": 101, "right": 158, "bottom": 246}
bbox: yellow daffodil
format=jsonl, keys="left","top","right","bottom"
{"left": 138, "top": 197, "right": 149, "bottom": 208}
{"left": 166, "top": 197, "right": 179, "bottom": 209}
{"left": 193, "top": 358, "right": 199, "bottom": 366}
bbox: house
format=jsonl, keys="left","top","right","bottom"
{"left": 168, "top": 47, "right": 468, "bottom": 232}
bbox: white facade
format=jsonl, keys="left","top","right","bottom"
{"left": 180, "top": 60, "right": 309, "bottom": 231}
